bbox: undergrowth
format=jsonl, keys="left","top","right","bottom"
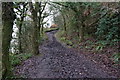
{"left": 10, "top": 53, "right": 33, "bottom": 66}
{"left": 56, "top": 29, "right": 120, "bottom": 64}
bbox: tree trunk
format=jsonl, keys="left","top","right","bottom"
{"left": 2, "top": 2, "right": 16, "bottom": 78}
{"left": 18, "top": 3, "right": 27, "bottom": 54}
{"left": 80, "top": 22, "right": 85, "bottom": 42}
{"left": 41, "top": 24, "right": 44, "bottom": 35}
{"left": 77, "top": 14, "right": 85, "bottom": 42}
{"left": 18, "top": 17, "right": 24, "bottom": 54}
{"left": 38, "top": 2, "right": 41, "bottom": 36}
{"left": 29, "top": 2, "right": 39, "bottom": 55}
{"left": 61, "top": 14, "right": 66, "bottom": 31}
{"left": 75, "top": 14, "right": 80, "bottom": 39}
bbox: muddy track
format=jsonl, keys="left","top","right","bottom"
{"left": 16, "top": 30, "right": 117, "bottom": 78}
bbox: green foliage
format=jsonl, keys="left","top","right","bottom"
{"left": 56, "top": 30, "right": 73, "bottom": 46}
{"left": 96, "top": 40, "right": 108, "bottom": 46}
{"left": 10, "top": 53, "right": 32, "bottom": 66}
{"left": 60, "top": 37, "right": 66, "bottom": 41}
{"left": 60, "top": 37, "right": 73, "bottom": 46}
{"left": 85, "top": 40, "right": 93, "bottom": 45}
{"left": 113, "top": 53, "right": 120, "bottom": 64}
{"left": 66, "top": 40, "right": 73, "bottom": 46}
{"left": 96, "top": 10, "right": 119, "bottom": 45}
{"left": 54, "top": 3, "right": 120, "bottom": 65}
{"left": 95, "top": 41, "right": 108, "bottom": 51}
{"left": 95, "top": 45, "right": 104, "bottom": 51}
{"left": 85, "top": 46, "right": 91, "bottom": 49}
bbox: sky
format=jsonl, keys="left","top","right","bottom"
{"left": 43, "top": 3, "right": 54, "bottom": 28}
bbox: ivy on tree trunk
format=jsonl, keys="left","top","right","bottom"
{"left": 2, "top": 2, "right": 16, "bottom": 78}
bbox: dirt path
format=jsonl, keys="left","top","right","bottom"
{"left": 15, "top": 30, "right": 116, "bottom": 78}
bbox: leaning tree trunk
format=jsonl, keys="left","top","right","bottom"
{"left": 2, "top": 2, "right": 16, "bottom": 78}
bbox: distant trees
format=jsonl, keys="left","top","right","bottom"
{"left": 53, "top": 2, "right": 120, "bottom": 43}
{"left": 53, "top": 2, "right": 92, "bottom": 41}
{"left": 52, "top": 2, "right": 120, "bottom": 64}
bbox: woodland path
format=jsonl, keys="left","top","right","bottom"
{"left": 16, "top": 30, "right": 116, "bottom": 78}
